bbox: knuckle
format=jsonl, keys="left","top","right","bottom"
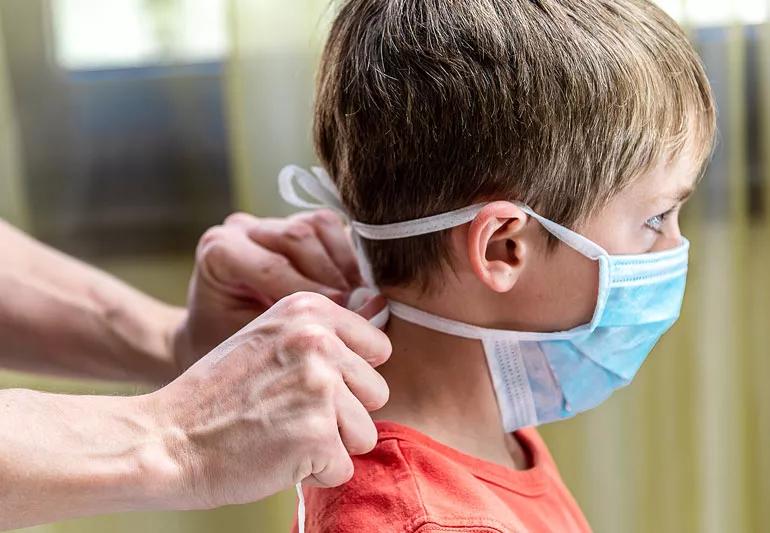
{"left": 283, "top": 220, "right": 316, "bottom": 243}
{"left": 294, "top": 351, "right": 338, "bottom": 395}
{"left": 258, "top": 252, "right": 290, "bottom": 277}
{"left": 283, "top": 292, "right": 329, "bottom": 316}
{"left": 303, "top": 412, "right": 337, "bottom": 444}
{"left": 295, "top": 324, "right": 336, "bottom": 352}
{"left": 312, "top": 209, "right": 343, "bottom": 227}
{"left": 197, "top": 233, "right": 232, "bottom": 266}
{"left": 223, "top": 211, "right": 255, "bottom": 226}
{"left": 198, "top": 225, "right": 226, "bottom": 249}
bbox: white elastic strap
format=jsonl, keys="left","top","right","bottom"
{"left": 516, "top": 205, "right": 607, "bottom": 260}
{"left": 352, "top": 203, "right": 486, "bottom": 240}
{"left": 348, "top": 287, "right": 391, "bottom": 329}
{"left": 279, "top": 165, "right": 378, "bottom": 287}
{"left": 296, "top": 483, "right": 306, "bottom": 533}
{"left": 351, "top": 231, "right": 377, "bottom": 288}
{"left": 389, "top": 300, "right": 589, "bottom": 342}
{"left": 388, "top": 302, "right": 539, "bottom": 430}
{"left": 278, "top": 165, "right": 607, "bottom": 262}
{"left": 356, "top": 201, "right": 607, "bottom": 260}
{"left": 279, "top": 165, "right": 347, "bottom": 216}
{"left": 389, "top": 301, "right": 488, "bottom": 340}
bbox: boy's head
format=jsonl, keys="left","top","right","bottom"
{"left": 314, "top": 0, "right": 715, "bottom": 328}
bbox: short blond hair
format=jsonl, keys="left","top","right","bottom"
{"left": 314, "top": 0, "right": 717, "bottom": 288}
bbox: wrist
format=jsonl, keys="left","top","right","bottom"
{"left": 0, "top": 390, "right": 193, "bottom": 529}
{"left": 160, "top": 305, "right": 187, "bottom": 376}
{"left": 169, "top": 311, "right": 196, "bottom": 374}
{"left": 121, "top": 299, "right": 186, "bottom": 385}
{"left": 86, "top": 269, "right": 185, "bottom": 384}
{"left": 120, "top": 392, "right": 193, "bottom": 511}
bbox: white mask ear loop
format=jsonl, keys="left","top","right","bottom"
{"left": 279, "top": 165, "right": 608, "bottom": 262}
{"left": 516, "top": 205, "right": 607, "bottom": 260}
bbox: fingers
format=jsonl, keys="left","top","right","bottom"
{"left": 320, "top": 335, "right": 390, "bottom": 412}
{"left": 198, "top": 227, "right": 346, "bottom": 305}
{"left": 334, "top": 385, "right": 379, "bottom": 455}
{"left": 307, "top": 384, "right": 379, "bottom": 488}
{"left": 280, "top": 293, "right": 392, "bottom": 367}
{"left": 334, "top": 340, "right": 390, "bottom": 412}
{"left": 303, "top": 210, "right": 362, "bottom": 287}
{"left": 304, "top": 386, "right": 376, "bottom": 488}
{"left": 228, "top": 212, "right": 351, "bottom": 292}
{"left": 307, "top": 432, "right": 355, "bottom": 488}
{"left": 332, "top": 308, "right": 392, "bottom": 368}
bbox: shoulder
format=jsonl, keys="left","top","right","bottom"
{"left": 300, "top": 434, "right": 421, "bottom": 532}
{"left": 300, "top": 428, "right": 521, "bottom": 533}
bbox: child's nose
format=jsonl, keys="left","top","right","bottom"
{"left": 650, "top": 230, "right": 683, "bottom": 252}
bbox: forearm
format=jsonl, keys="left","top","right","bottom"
{"left": 0, "top": 388, "right": 184, "bottom": 530}
{"left": 0, "top": 219, "right": 184, "bottom": 383}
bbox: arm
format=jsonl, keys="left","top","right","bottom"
{"left": 0, "top": 219, "right": 183, "bottom": 383}
{"left": 0, "top": 208, "right": 360, "bottom": 383}
{"left": 0, "top": 211, "right": 392, "bottom": 529}
{"left": 1, "top": 292, "right": 391, "bottom": 530}
{"left": 0, "top": 388, "right": 174, "bottom": 529}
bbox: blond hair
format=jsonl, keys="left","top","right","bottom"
{"left": 314, "top": 0, "right": 716, "bottom": 288}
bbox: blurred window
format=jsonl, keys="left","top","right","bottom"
{"left": 51, "top": 0, "right": 228, "bottom": 70}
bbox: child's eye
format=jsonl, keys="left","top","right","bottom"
{"left": 644, "top": 210, "right": 671, "bottom": 233}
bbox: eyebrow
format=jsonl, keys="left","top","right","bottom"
{"left": 672, "top": 185, "right": 695, "bottom": 202}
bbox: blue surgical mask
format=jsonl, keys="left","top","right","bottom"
{"left": 279, "top": 164, "right": 689, "bottom": 431}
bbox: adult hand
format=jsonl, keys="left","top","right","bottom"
{"left": 146, "top": 291, "right": 390, "bottom": 510}
{"left": 0, "top": 291, "right": 390, "bottom": 529}
{"left": 173, "top": 210, "right": 363, "bottom": 371}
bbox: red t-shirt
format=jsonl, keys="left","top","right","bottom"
{"left": 293, "top": 421, "right": 591, "bottom": 532}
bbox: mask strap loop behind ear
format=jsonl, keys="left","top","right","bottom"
{"left": 515, "top": 204, "right": 607, "bottom": 260}
{"left": 352, "top": 203, "right": 487, "bottom": 240}
{"left": 278, "top": 166, "right": 608, "bottom": 263}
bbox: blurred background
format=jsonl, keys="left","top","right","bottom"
{"left": 0, "top": 0, "right": 767, "bottom": 532}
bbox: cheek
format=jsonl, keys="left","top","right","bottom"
{"left": 556, "top": 248, "right": 601, "bottom": 325}
{"left": 521, "top": 245, "right": 600, "bottom": 330}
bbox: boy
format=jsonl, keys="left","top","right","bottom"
{"left": 284, "top": 0, "right": 716, "bottom": 531}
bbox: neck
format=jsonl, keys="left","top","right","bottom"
{"left": 373, "top": 313, "right": 529, "bottom": 470}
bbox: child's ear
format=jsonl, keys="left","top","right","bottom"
{"left": 466, "top": 201, "right": 529, "bottom": 293}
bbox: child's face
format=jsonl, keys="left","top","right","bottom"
{"left": 510, "top": 150, "right": 700, "bottom": 332}
{"left": 385, "top": 147, "right": 702, "bottom": 336}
